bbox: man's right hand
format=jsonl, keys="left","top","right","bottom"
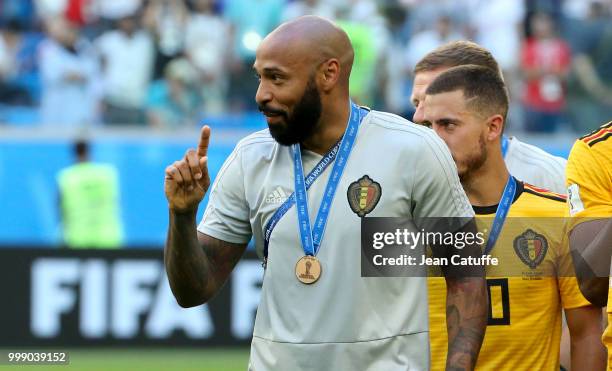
{"left": 165, "top": 125, "right": 211, "bottom": 213}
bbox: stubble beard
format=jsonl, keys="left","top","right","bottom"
{"left": 458, "top": 134, "right": 488, "bottom": 184}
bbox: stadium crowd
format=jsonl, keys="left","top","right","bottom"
{"left": 0, "top": 0, "right": 611, "bottom": 132}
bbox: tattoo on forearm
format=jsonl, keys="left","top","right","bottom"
{"left": 165, "top": 210, "right": 247, "bottom": 306}
{"left": 446, "top": 278, "right": 488, "bottom": 371}
{"left": 165, "top": 212, "right": 211, "bottom": 299}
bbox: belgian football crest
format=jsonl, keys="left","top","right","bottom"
{"left": 513, "top": 229, "right": 548, "bottom": 269}
{"left": 347, "top": 175, "right": 381, "bottom": 217}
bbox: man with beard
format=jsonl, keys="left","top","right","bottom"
{"left": 163, "top": 16, "right": 488, "bottom": 370}
{"left": 409, "top": 40, "right": 579, "bottom": 370}
{"left": 410, "top": 41, "right": 567, "bottom": 194}
{"left": 421, "top": 65, "right": 605, "bottom": 370}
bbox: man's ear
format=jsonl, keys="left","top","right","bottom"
{"left": 318, "top": 58, "right": 340, "bottom": 92}
{"left": 486, "top": 114, "right": 504, "bottom": 141}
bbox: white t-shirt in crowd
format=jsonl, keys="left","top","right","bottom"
{"left": 39, "top": 38, "right": 100, "bottom": 126}
{"left": 95, "top": 30, "right": 154, "bottom": 108}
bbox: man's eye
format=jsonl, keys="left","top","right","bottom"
{"left": 413, "top": 100, "right": 420, "bottom": 108}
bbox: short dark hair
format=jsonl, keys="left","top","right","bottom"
{"left": 75, "top": 139, "right": 89, "bottom": 157}
{"left": 425, "top": 65, "right": 509, "bottom": 120}
{"left": 414, "top": 41, "right": 501, "bottom": 78}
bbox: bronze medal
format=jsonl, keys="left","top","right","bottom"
{"left": 295, "top": 255, "right": 321, "bottom": 284}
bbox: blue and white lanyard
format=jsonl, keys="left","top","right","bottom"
{"left": 501, "top": 135, "right": 509, "bottom": 158}
{"left": 262, "top": 140, "right": 341, "bottom": 262}
{"left": 484, "top": 176, "right": 517, "bottom": 255}
{"left": 262, "top": 103, "right": 363, "bottom": 266}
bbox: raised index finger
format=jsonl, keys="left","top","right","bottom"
{"left": 197, "top": 125, "right": 211, "bottom": 158}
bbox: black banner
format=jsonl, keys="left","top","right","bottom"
{"left": 0, "top": 248, "right": 262, "bottom": 347}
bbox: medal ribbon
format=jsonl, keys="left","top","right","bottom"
{"left": 292, "top": 102, "right": 362, "bottom": 256}
{"left": 263, "top": 140, "right": 340, "bottom": 262}
{"left": 262, "top": 103, "right": 365, "bottom": 265}
{"left": 484, "top": 175, "right": 517, "bottom": 255}
{"left": 501, "top": 135, "right": 509, "bottom": 158}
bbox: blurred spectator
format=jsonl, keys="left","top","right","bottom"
{"left": 38, "top": 18, "right": 100, "bottom": 126}
{"left": 34, "top": 0, "right": 87, "bottom": 22}
{"left": 520, "top": 12, "right": 570, "bottom": 133}
{"left": 405, "top": 15, "right": 462, "bottom": 72}
{"left": 91, "top": 0, "right": 142, "bottom": 22}
{"left": 468, "top": 0, "right": 525, "bottom": 73}
{"left": 96, "top": 14, "right": 154, "bottom": 125}
{"left": 342, "top": 0, "right": 381, "bottom": 23}
{"left": 57, "top": 138, "right": 123, "bottom": 249}
{"left": 0, "top": 0, "right": 608, "bottom": 132}
{"left": 281, "top": 0, "right": 336, "bottom": 21}
{"left": 63, "top": 0, "right": 89, "bottom": 26}
{"left": 34, "top": 0, "right": 66, "bottom": 19}
{"left": 524, "top": 0, "right": 563, "bottom": 37}
{"left": 563, "top": 0, "right": 599, "bottom": 20}
{"left": 340, "top": 0, "right": 391, "bottom": 67}
{"left": 380, "top": 1, "right": 412, "bottom": 115}
{"left": 184, "top": 0, "right": 229, "bottom": 114}
{"left": 0, "top": 0, "right": 36, "bottom": 30}
{"left": 143, "top": 0, "right": 188, "bottom": 79}
{"left": 336, "top": 0, "right": 390, "bottom": 107}
{"left": 146, "top": 58, "right": 201, "bottom": 129}
{"left": 335, "top": 19, "right": 377, "bottom": 107}
{"left": 467, "top": 0, "right": 525, "bottom": 127}
{"left": 402, "top": 0, "right": 466, "bottom": 37}
{"left": 565, "top": 0, "right": 612, "bottom": 132}
{"left": 224, "top": 0, "right": 283, "bottom": 111}
{"left": 525, "top": 1, "right": 562, "bottom": 20}
{"left": 340, "top": 0, "right": 390, "bottom": 51}
{"left": 0, "top": 20, "right": 33, "bottom": 105}
{"left": 83, "top": 0, "right": 143, "bottom": 39}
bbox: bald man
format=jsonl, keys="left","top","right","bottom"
{"left": 164, "top": 16, "right": 487, "bottom": 370}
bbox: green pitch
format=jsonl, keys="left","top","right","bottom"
{"left": 0, "top": 348, "right": 249, "bottom": 371}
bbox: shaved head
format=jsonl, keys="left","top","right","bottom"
{"left": 258, "top": 16, "right": 354, "bottom": 86}
{"left": 254, "top": 16, "right": 355, "bottom": 147}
